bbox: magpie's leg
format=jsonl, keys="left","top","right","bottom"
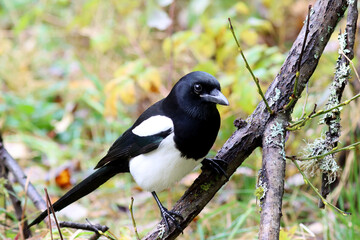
{"left": 151, "top": 191, "right": 183, "bottom": 232}
{"left": 201, "top": 158, "right": 229, "bottom": 180}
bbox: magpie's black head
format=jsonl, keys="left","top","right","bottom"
{"left": 164, "top": 71, "right": 229, "bottom": 119}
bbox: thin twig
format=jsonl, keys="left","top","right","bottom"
{"left": 129, "top": 197, "right": 140, "bottom": 240}
{"left": 287, "top": 92, "right": 360, "bottom": 130}
{"left": 228, "top": 18, "right": 273, "bottom": 115}
{"left": 45, "top": 189, "right": 53, "bottom": 240}
{"left": 59, "top": 220, "right": 109, "bottom": 233}
{"left": 86, "top": 219, "right": 116, "bottom": 240}
{"left": 44, "top": 188, "right": 63, "bottom": 240}
{"left": 300, "top": 82, "right": 310, "bottom": 119}
{"left": 20, "top": 174, "right": 30, "bottom": 238}
{"left": 292, "top": 160, "right": 350, "bottom": 215}
{"left": 341, "top": 51, "right": 360, "bottom": 82}
{"left": 284, "top": 5, "right": 312, "bottom": 110}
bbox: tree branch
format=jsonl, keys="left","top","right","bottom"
{"left": 258, "top": 115, "right": 288, "bottom": 239}
{"left": 318, "top": 0, "right": 357, "bottom": 208}
{"left": 0, "top": 136, "right": 47, "bottom": 213}
{"left": 143, "top": 0, "right": 349, "bottom": 239}
{"left": 59, "top": 221, "right": 109, "bottom": 233}
{"left": 0, "top": 162, "right": 31, "bottom": 238}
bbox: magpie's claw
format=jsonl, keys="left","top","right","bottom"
{"left": 201, "top": 158, "right": 229, "bottom": 180}
{"left": 160, "top": 207, "right": 183, "bottom": 233}
{"left": 152, "top": 191, "right": 183, "bottom": 233}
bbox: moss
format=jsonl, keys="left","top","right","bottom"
{"left": 255, "top": 178, "right": 268, "bottom": 200}
{"left": 200, "top": 182, "right": 212, "bottom": 191}
{"left": 299, "top": 136, "right": 340, "bottom": 184}
{"left": 268, "top": 87, "right": 281, "bottom": 107}
{"left": 255, "top": 186, "right": 265, "bottom": 199}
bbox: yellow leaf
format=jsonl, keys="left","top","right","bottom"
{"left": 104, "top": 77, "right": 136, "bottom": 117}
{"left": 104, "top": 83, "right": 120, "bottom": 118}
{"left": 190, "top": 34, "right": 216, "bottom": 60}
{"left": 0, "top": 38, "right": 12, "bottom": 55}
{"left": 118, "top": 80, "right": 136, "bottom": 104}
{"left": 162, "top": 31, "right": 194, "bottom": 59}
{"left": 114, "top": 60, "right": 145, "bottom": 78}
{"left": 193, "top": 60, "right": 219, "bottom": 76}
{"left": 240, "top": 29, "right": 258, "bottom": 46}
{"left": 279, "top": 226, "right": 297, "bottom": 240}
{"left": 138, "top": 68, "right": 162, "bottom": 93}
{"left": 235, "top": 2, "right": 249, "bottom": 15}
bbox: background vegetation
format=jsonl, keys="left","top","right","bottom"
{"left": 0, "top": 0, "right": 359, "bottom": 239}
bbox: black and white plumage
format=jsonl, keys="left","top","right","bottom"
{"left": 28, "top": 71, "right": 229, "bottom": 230}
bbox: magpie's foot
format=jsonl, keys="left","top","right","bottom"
{"left": 201, "top": 158, "right": 229, "bottom": 180}
{"left": 159, "top": 206, "right": 184, "bottom": 233}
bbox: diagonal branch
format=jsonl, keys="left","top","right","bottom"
{"left": 143, "top": 0, "right": 349, "bottom": 239}
{"left": 0, "top": 135, "right": 47, "bottom": 213}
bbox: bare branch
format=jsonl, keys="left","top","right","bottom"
{"left": 319, "top": 0, "right": 357, "bottom": 208}
{"left": 59, "top": 221, "right": 109, "bottom": 232}
{"left": 258, "top": 115, "right": 288, "bottom": 239}
{"left": 0, "top": 137, "right": 47, "bottom": 212}
{"left": 344, "top": 0, "right": 358, "bottom": 60}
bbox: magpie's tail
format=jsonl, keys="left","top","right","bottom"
{"left": 28, "top": 164, "right": 120, "bottom": 228}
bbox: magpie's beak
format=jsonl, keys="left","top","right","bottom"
{"left": 200, "top": 89, "right": 229, "bottom": 106}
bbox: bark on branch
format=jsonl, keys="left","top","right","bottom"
{"left": 318, "top": 0, "right": 357, "bottom": 208}
{"left": 0, "top": 136, "right": 47, "bottom": 213}
{"left": 258, "top": 115, "right": 288, "bottom": 239}
{"left": 144, "top": 0, "right": 348, "bottom": 239}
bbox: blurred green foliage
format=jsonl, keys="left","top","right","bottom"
{"left": 0, "top": 0, "right": 359, "bottom": 239}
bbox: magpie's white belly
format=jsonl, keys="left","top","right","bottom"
{"left": 129, "top": 133, "right": 200, "bottom": 192}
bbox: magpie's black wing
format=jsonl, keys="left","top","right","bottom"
{"left": 94, "top": 128, "right": 172, "bottom": 169}
{"left": 94, "top": 99, "right": 172, "bottom": 169}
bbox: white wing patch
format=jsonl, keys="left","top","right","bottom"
{"left": 129, "top": 133, "right": 200, "bottom": 192}
{"left": 132, "top": 115, "right": 173, "bottom": 137}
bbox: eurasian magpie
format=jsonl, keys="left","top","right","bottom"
{"left": 28, "top": 71, "right": 229, "bottom": 231}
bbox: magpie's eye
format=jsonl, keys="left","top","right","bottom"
{"left": 193, "top": 84, "right": 202, "bottom": 94}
